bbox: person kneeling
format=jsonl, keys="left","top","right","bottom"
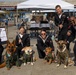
{"left": 36, "top": 29, "right": 54, "bottom": 59}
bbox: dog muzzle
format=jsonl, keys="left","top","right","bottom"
{"left": 25, "top": 50, "right": 33, "bottom": 55}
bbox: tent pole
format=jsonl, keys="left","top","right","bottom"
{"left": 73, "top": 10, "right": 75, "bottom": 16}
{"left": 15, "top": 8, "right": 18, "bottom": 29}
{"left": 16, "top": 9, "right": 18, "bottom": 23}
{"left": 68, "top": 10, "right": 70, "bottom": 17}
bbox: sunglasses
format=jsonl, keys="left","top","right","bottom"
{"left": 72, "top": 20, "right": 74, "bottom": 21}
{"left": 41, "top": 33, "right": 46, "bottom": 35}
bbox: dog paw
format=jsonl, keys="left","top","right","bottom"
{"left": 48, "top": 60, "right": 52, "bottom": 64}
{"left": 68, "top": 63, "right": 73, "bottom": 66}
{"left": 7, "top": 68, "right": 10, "bottom": 70}
{"left": 31, "top": 62, "right": 34, "bottom": 65}
{"left": 64, "top": 65, "right": 67, "bottom": 69}
{"left": 27, "top": 62, "right": 30, "bottom": 65}
{"left": 24, "top": 63, "right": 26, "bottom": 66}
{"left": 48, "top": 62, "right": 52, "bottom": 65}
{"left": 68, "top": 62, "right": 74, "bottom": 66}
{"left": 56, "top": 64, "right": 60, "bottom": 67}
{"left": 17, "top": 66, "right": 21, "bottom": 69}
{"left": 44, "top": 60, "right": 47, "bottom": 64}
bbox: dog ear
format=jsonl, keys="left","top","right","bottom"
{"left": 22, "top": 49, "right": 24, "bottom": 51}
{"left": 7, "top": 40, "right": 10, "bottom": 45}
{"left": 55, "top": 39, "right": 58, "bottom": 43}
{"left": 22, "top": 47, "right": 26, "bottom": 51}
{"left": 55, "top": 40, "right": 59, "bottom": 44}
{"left": 49, "top": 47, "right": 52, "bottom": 51}
{"left": 12, "top": 40, "right": 16, "bottom": 52}
{"left": 6, "top": 40, "right": 10, "bottom": 49}
{"left": 12, "top": 40, "right": 16, "bottom": 46}
{"left": 63, "top": 41, "right": 67, "bottom": 44}
{"left": 46, "top": 47, "right": 52, "bottom": 52}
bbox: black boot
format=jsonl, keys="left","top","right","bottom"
{"left": 0, "top": 55, "right": 2, "bottom": 64}
{"left": 74, "top": 60, "right": 76, "bottom": 66}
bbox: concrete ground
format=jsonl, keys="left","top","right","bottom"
{"left": 0, "top": 26, "right": 76, "bottom": 75}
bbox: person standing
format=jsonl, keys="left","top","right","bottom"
{"left": 54, "top": 5, "right": 69, "bottom": 40}
{"left": 5, "top": 18, "right": 8, "bottom": 28}
{"left": 65, "top": 30, "right": 74, "bottom": 53}
{"left": 69, "top": 16, "right": 76, "bottom": 39}
{"left": 70, "top": 17, "right": 76, "bottom": 66}
{"left": 21, "top": 19, "right": 25, "bottom": 26}
{"left": 73, "top": 39, "right": 76, "bottom": 66}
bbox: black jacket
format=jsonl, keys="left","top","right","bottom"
{"left": 0, "top": 39, "right": 3, "bottom": 49}
{"left": 0, "top": 39, "right": 4, "bottom": 63}
{"left": 65, "top": 34, "right": 74, "bottom": 43}
{"left": 37, "top": 35, "right": 54, "bottom": 51}
{"left": 16, "top": 33, "right": 30, "bottom": 47}
{"left": 54, "top": 12, "right": 69, "bottom": 33}
{"left": 69, "top": 25, "right": 76, "bottom": 39}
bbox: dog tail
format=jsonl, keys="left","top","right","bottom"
{"left": 0, "top": 62, "right": 6, "bottom": 68}
{"left": 33, "top": 57, "right": 38, "bottom": 62}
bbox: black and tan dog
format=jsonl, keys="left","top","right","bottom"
{"left": 22, "top": 47, "right": 35, "bottom": 65}
{"left": 44, "top": 47, "right": 55, "bottom": 64}
{"left": 56, "top": 40, "right": 69, "bottom": 68}
{"left": 0, "top": 40, "right": 20, "bottom": 70}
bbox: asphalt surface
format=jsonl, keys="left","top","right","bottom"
{"left": 0, "top": 26, "right": 76, "bottom": 75}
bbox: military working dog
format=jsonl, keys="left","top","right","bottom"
{"left": 44, "top": 47, "right": 55, "bottom": 64}
{"left": 0, "top": 40, "right": 20, "bottom": 70}
{"left": 56, "top": 40, "right": 69, "bottom": 68}
{"left": 22, "top": 47, "right": 35, "bottom": 65}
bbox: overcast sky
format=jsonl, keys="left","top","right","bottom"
{"left": 0, "top": 0, "right": 25, "bottom": 2}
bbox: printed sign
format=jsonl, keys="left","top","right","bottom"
{"left": 0, "top": 27, "right": 7, "bottom": 43}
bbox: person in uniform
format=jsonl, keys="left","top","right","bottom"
{"left": 54, "top": 5, "right": 69, "bottom": 40}
{"left": 0, "top": 39, "right": 4, "bottom": 64}
{"left": 36, "top": 29, "right": 54, "bottom": 59}
{"left": 16, "top": 26, "right": 30, "bottom": 58}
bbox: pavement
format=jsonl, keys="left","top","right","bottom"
{"left": 0, "top": 26, "right": 76, "bottom": 75}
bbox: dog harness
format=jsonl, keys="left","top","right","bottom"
{"left": 57, "top": 45, "right": 67, "bottom": 52}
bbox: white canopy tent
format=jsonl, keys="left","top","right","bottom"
{"left": 32, "top": 10, "right": 56, "bottom": 13}
{"left": 0, "top": 10, "right": 6, "bottom": 14}
{"left": 69, "top": 9, "right": 76, "bottom": 12}
{"left": 17, "top": 0, "right": 74, "bottom": 10}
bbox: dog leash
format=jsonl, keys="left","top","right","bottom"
{"left": 17, "top": 32, "right": 23, "bottom": 47}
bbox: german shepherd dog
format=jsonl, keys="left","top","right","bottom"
{"left": 44, "top": 47, "right": 55, "bottom": 64}
{"left": 0, "top": 40, "right": 20, "bottom": 70}
{"left": 22, "top": 47, "right": 35, "bottom": 65}
{"left": 56, "top": 40, "right": 69, "bottom": 68}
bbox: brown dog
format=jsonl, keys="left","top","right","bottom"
{"left": 56, "top": 40, "right": 69, "bottom": 68}
{"left": 0, "top": 40, "right": 20, "bottom": 70}
{"left": 22, "top": 47, "right": 35, "bottom": 65}
{"left": 6, "top": 40, "right": 16, "bottom": 55}
{"left": 44, "top": 47, "right": 54, "bottom": 64}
